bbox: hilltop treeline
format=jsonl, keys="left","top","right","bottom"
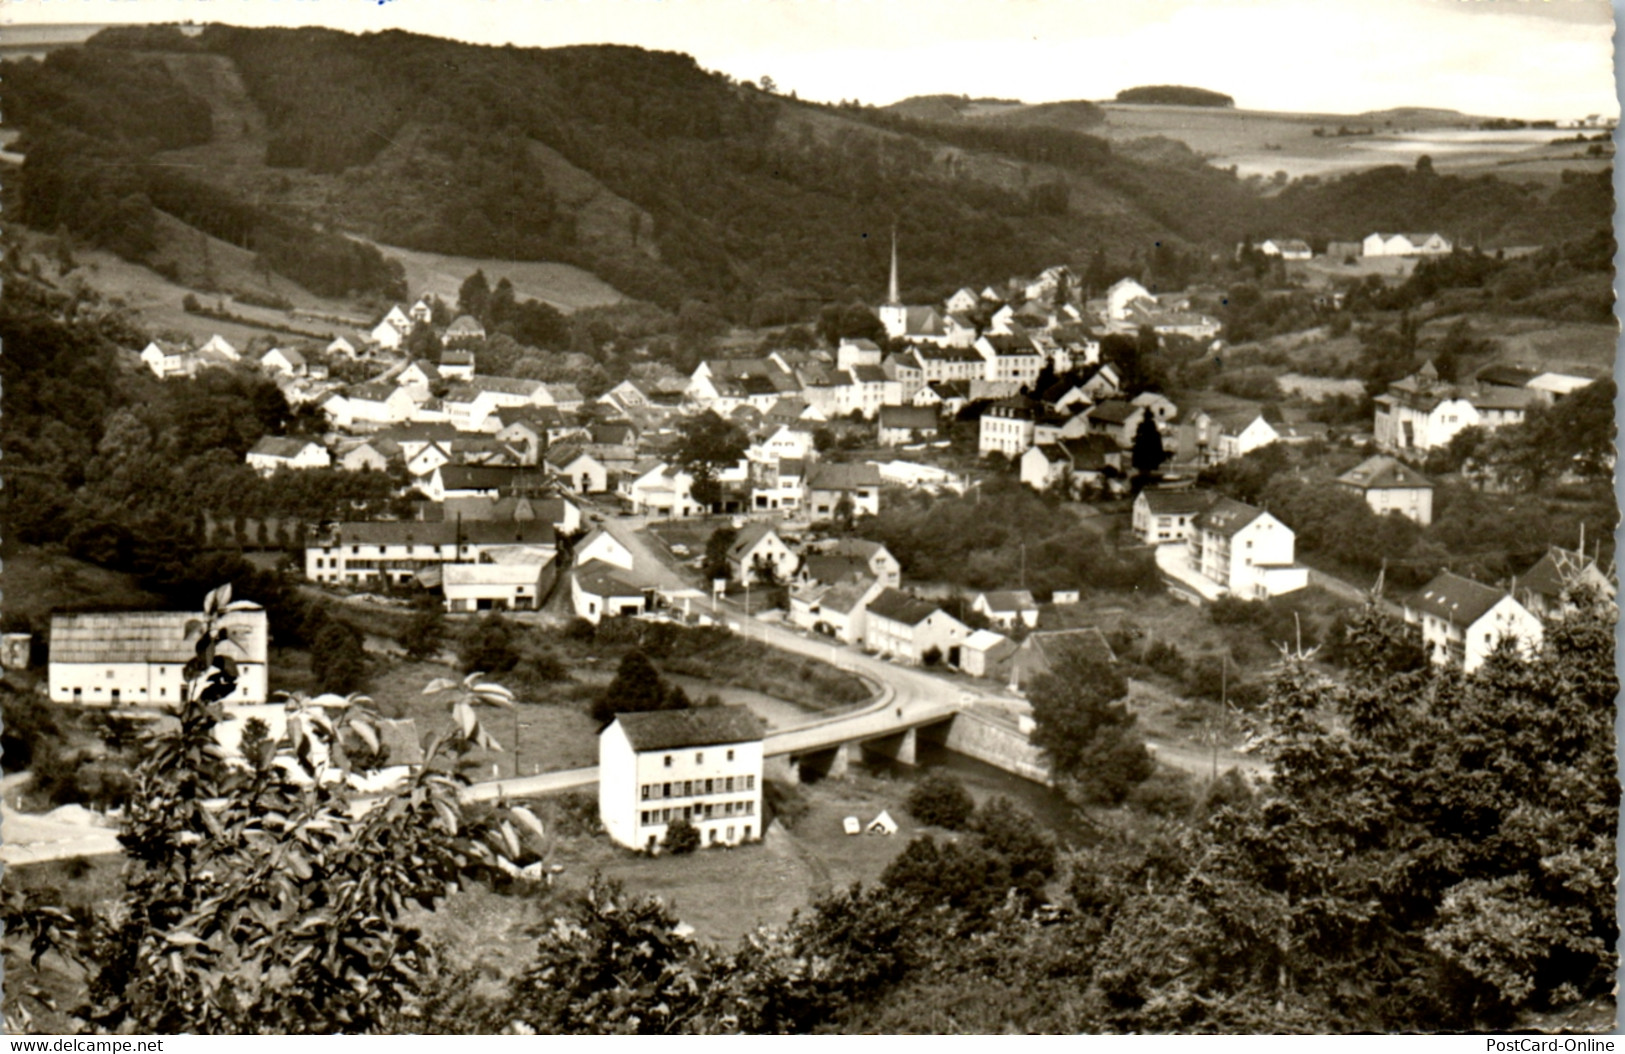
{"left": 1115, "top": 85, "right": 1235, "bottom": 107}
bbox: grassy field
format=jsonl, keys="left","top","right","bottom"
{"left": 2, "top": 547, "right": 166, "bottom": 631}
{"left": 366, "top": 242, "right": 625, "bottom": 314}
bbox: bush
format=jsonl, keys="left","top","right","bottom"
{"left": 906, "top": 771, "right": 976, "bottom": 830}
{"left": 1127, "top": 767, "right": 1200, "bottom": 819}
{"left": 663, "top": 817, "right": 701, "bottom": 855}
{"left": 1201, "top": 767, "right": 1256, "bottom": 815}
{"left": 763, "top": 779, "right": 809, "bottom": 830}
{"left": 459, "top": 613, "right": 521, "bottom": 674}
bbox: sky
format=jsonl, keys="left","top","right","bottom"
{"left": 3, "top": 0, "right": 1618, "bottom": 119}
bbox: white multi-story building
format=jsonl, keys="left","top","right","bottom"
{"left": 1132, "top": 488, "right": 1219, "bottom": 545}
{"left": 1407, "top": 571, "right": 1543, "bottom": 673}
{"left": 599, "top": 706, "right": 765, "bottom": 851}
{"left": 1373, "top": 365, "right": 1537, "bottom": 453}
{"left": 1190, "top": 497, "right": 1308, "bottom": 599}
{"left": 305, "top": 520, "right": 556, "bottom": 587}
{"left": 1336, "top": 455, "right": 1435, "bottom": 526}
{"left": 979, "top": 402, "right": 1040, "bottom": 458}
{"left": 49, "top": 606, "right": 269, "bottom": 707}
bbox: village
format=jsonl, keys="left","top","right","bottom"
{"left": 1, "top": 1, "right": 1619, "bottom": 1034}
{"left": 12, "top": 221, "right": 1614, "bottom": 873}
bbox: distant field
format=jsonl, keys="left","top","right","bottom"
{"left": 1096, "top": 103, "right": 1595, "bottom": 182}
{"left": 1423, "top": 316, "right": 1618, "bottom": 376}
{"left": 365, "top": 241, "right": 625, "bottom": 314}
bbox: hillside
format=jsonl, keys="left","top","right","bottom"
{"left": 1, "top": 24, "right": 1612, "bottom": 318}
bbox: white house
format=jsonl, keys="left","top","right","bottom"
{"left": 327, "top": 336, "right": 360, "bottom": 359}
{"left": 575, "top": 527, "right": 636, "bottom": 573}
{"left": 598, "top": 706, "right": 765, "bottom": 851}
{"left": 571, "top": 560, "right": 649, "bottom": 624}
{"left": 970, "top": 590, "right": 1039, "bottom": 630}
{"left": 1514, "top": 546, "right": 1615, "bottom": 620}
{"left": 544, "top": 444, "right": 609, "bottom": 494}
{"left": 864, "top": 589, "right": 970, "bottom": 666}
{"left": 1255, "top": 238, "right": 1313, "bottom": 260}
{"left": 49, "top": 606, "right": 270, "bottom": 707}
{"left": 959, "top": 628, "right": 1018, "bottom": 679}
{"left": 788, "top": 575, "right": 885, "bottom": 644}
{"left": 805, "top": 463, "right": 882, "bottom": 519}
{"left": 1362, "top": 232, "right": 1452, "bottom": 257}
{"left": 877, "top": 405, "right": 941, "bottom": 447}
{"left": 1212, "top": 411, "right": 1280, "bottom": 463}
{"left": 345, "top": 382, "right": 418, "bottom": 426}
{"left": 1373, "top": 364, "right": 1537, "bottom": 453}
{"left": 1407, "top": 571, "right": 1543, "bottom": 673}
{"left": 443, "top": 557, "right": 556, "bottom": 613}
{"left": 1190, "top": 497, "right": 1308, "bottom": 599}
{"left": 246, "top": 436, "right": 331, "bottom": 477}
{"left": 624, "top": 462, "right": 707, "bottom": 519}
{"left": 727, "top": 524, "right": 798, "bottom": 586}
{"left": 799, "top": 538, "right": 902, "bottom": 589}
{"left": 1132, "top": 488, "right": 1218, "bottom": 545}
{"left": 979, "top": 401, "right": 1041, "bottom": 458}
{"left": 260, "top": 346, "right": 307, "bottom": 377}
{"left": 140, "top": 339, "right": 194, "bottom": 378}
{"left": 1336, "top": 455, "right": 1435, "bottom": 526}
{"left": 371, "top": 316, "right": 410, "bottom": 350}
{"left": 201, "top": 334, "right": 240, "bottom": 361}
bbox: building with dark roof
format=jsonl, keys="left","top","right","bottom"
{"left": 599, "top": 705, "right": 765, "bottom": 850}
{"left": 49, "top": 606, "right": 269, "bottom": 707}
{"left": 1132, "top": 487, "right": 1219, "bottom": 545}
{"left": 1407, "top": 571, "right": 1542, "bottom": 672}
{"left": 864, "top": 588, "right": 970, "bottom": 665}
{"left": 1514, "top": 546, "right": 1615, "bottom": 620}
{"left": 1336, "top": 455, "right": 1435, "bottom": 525}
{"left": 1008, "top": 627, "right": 1116, "bottom": 692}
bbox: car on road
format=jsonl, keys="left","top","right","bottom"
{"left": 670, "top": 544, "right": 691, "bottom": 557}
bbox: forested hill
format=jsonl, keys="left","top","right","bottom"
{"left": 2, "top": 24, "right": 1613, "bottom": 316}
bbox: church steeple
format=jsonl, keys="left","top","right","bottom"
{"left": 887, "top": 228, "right": 900, "bottom": 305}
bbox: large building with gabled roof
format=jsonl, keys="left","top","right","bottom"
{"left": 1190, "top": 497, "right": 1307, "bottom": 599}
{"left": 49, "top": 606, "right": 269, "bottom": 707}
{"left": 1406, "top": 571, "right": 1542, "bottom": 672}
{"left": 1336, "top": 455, "right": 1435, "bottom": 526}
{"left": 599, "top": 705, "right": 765, "bottom": 851}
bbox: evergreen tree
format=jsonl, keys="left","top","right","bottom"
{"left": 310, "top": 620, "right": 368, "bottom": 695}
{"left": 1130, "top": 412, "right": 1166, "bottom": 480}
{"left": 458, "top": 269, "right": 491, "bottom": 322}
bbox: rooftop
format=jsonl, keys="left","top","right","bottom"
{"left": 612, "top": 705, "right": 765, "bottom": 752}
{"left": 1410, "top": 571, "right": 1507, "bottom": 628}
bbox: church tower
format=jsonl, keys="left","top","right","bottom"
{"left": 879, "top": 228, "right": 907, "bottom": 340}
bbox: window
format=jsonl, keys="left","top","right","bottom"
{"left": 662, "top": 783, "right": 671, "bottom": 797}
{"left": 664, "top": 755, "right": 673, "bottom": 768}
{"left": 745, "top": 775, "right": 756, "bottom": 790}
{"left": 744, "top": 825, "right": 752, "bottom": 839}
{"left": 683, "top": 780, "right": 694, "bottom": 796}
{"left": 641, "top": 811, "right": 650, "bottom": 825}
{"left": 704, "top": 778, "right": 714, "bottom": 795}
{"left": 727, "top": 749, "right": 735, "bottom": 762}
{"left": 352, "top": 546, "right": 360, "bottom": 555}
{"left": 641, "top": 785, "right": 651, "bottom": 801}
{"left": 695, "top": 752, "right": 704, "bottom": 764}
{"left": 725, "top": 777, "right": 735, "bottom": 792}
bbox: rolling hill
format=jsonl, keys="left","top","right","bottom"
{"left": 2, "top": 23, "right": 1611, "bottom": 319}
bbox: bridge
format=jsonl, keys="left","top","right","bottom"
{"left": 462, "top": 666, "right": 1047, "bottom": 804}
